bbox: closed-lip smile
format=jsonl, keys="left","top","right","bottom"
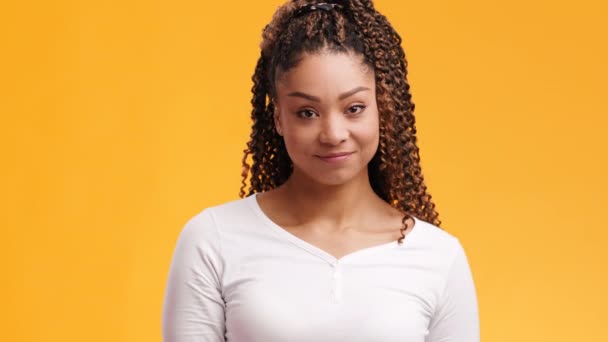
{"left": 317, "top": 152, "right": 354, "bottom": 158}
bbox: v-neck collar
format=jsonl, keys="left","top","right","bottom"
{"left": 246, "top": 192, "right": 420, "bottom": 265}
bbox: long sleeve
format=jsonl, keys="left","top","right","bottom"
{"left": 426, "top": 240, "right": 480, "bottom": 342}
{"left": 162, "top": 209, "right": 226, "bottom": 342}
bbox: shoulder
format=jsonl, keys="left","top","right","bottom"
{"left": 411, "top": 216, "right": 461, "bottom": 250}
{"left": 179, "top": 195, "right": 256, "bottom": 239}
{"left": 409, "top": 216, "right": 467, "bottom": 271}
{"left": 204, "top": 195, "right": 255, "bottom": 220}
{"left": 419, "top": 218, "right": 479, "bottom": 341}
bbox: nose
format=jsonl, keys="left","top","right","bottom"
{"left": 318, "top": 113, "right": 348, "bottom": 145}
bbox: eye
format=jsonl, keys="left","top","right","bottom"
{"left": 346, "top": 104, "right": 366, "bottom": 115}
{"left": 296, "top": 109, "right": 318, "bottom": 119}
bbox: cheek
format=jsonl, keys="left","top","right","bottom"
{"left": 358, "top": 127, "right": 380, "bottom": 154}
{"left": 283, "top": 127, "right": 314, "bottom": 154}
{"left": 357, "top": 112, "right": 380, "bottom": 147}
{"left": 362, "top": 116, "right": 380, "bottom": 138}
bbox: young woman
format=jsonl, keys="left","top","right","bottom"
{"left": 162, "top": 1, "right": 480, "bottom": 341}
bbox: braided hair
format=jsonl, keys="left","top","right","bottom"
{"left": 240, "top": 0, "right": 442, "bottom": 243}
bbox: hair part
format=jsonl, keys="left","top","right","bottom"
{"left": 240, "top": 0, "right": 442, "bottom": 242}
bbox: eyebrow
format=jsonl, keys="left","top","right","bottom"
{"left": 287, "top": 86, "right": 370, "bottom": 102}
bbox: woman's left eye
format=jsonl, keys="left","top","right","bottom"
{"left": 347, "top": 105, "right": 366, "bottom": 115}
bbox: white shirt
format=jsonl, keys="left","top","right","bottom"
{"left": 162, "top": 193, "right": 480, "bottom": 342}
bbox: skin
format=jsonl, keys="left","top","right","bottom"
{"left": 256, "top": 49, "right": 414, "bottom": 260}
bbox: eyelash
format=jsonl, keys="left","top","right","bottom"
{"left": 296, "top": 105, "right": 367, "bottom": 119}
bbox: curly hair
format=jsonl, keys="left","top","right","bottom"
{"left": 239, "top": 0, "right": 442, "bottom": 243}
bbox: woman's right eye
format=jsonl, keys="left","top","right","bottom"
{"left": 296, "top": 109, "right": 318, "bottom": 119}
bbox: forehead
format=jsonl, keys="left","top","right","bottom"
{"left": 275, "top": 51, "right": 375, "bottom": 95}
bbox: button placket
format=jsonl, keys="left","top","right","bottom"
{"left": 331, "top": 262, "right": 343, "bottom": 303}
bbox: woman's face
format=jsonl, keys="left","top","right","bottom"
{"left": 273, "top": 50, "right": 379, "bottom": 186}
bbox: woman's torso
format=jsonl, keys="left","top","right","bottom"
{"left": 210, "top": 193, "right": 460, "bottom": 342}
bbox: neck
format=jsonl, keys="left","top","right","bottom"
{"left": 277, "top": 167, "right": 382, "bottom": 231}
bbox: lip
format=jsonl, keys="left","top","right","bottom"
{"left": 316, "top": 151, "right": 354, "bottom": 163}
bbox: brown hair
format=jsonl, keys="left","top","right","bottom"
{"left": 239, "top": 0, "right": 442, "bottom": 243}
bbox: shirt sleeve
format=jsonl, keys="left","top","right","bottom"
{"left": 426, "top": 239, "right": 480, "bottom": 342}
{"left": 162, "top": 209, "right": 226, "bottom": 342}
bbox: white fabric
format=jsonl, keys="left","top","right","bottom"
{"left": 162, "top": 193, "right": 480, "bottom": 342}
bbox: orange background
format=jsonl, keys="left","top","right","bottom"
{"left": 2, "top": 0, "right": 607, "bottom": 341}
